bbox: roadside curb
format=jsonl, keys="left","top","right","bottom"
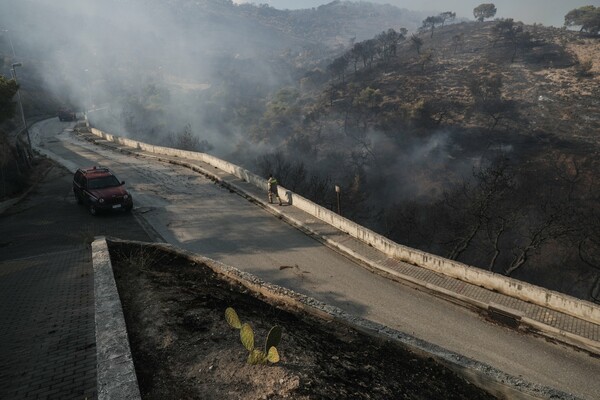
{"left": 92, "top": 237, "right": 142, "bottom": 400}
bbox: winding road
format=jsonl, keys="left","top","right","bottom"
{"left": 32, "top": 117, "right": 600, "bottom": 399}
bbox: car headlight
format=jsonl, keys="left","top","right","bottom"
{"left": 98, "top": 198, "right": 105, "bottom": 203}
{"left": 124, "top": 194, "right": 129, "bottom": 200}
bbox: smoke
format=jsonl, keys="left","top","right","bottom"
{"left": 363, "top": 129, "right": 485, "bottom": 205}
{"left": 0, "top": 0, "right": 512, "bottom": 210}
{"left": 0, "top": 0, "right": 303, "bottom": 157}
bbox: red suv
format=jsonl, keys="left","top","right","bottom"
{"left": 73, "top": 166, "right": 133, "bottom": 215}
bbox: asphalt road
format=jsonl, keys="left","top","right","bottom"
{"left": 0, "top": 149, "right": 153, "bottom": 399}
{"left": 31, "top": 118, "right": 600, "bottom": 399}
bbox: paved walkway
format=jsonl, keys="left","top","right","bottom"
{"left": 80, "top": 129, "right": 600, "bottom": 355}
{"left": 0, "top": 249, "right": 95, "bottom": 399}
{"left": 0, "top": 164, "right": 151, "bottom": 399}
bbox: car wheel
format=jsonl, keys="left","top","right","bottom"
{"left": 89, "top": 204, "right": 98, "bottom": 216}
{"left": 125, "top": 205, "right": 133, "bottom": 213}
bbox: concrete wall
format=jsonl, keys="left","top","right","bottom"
{"left": 89, "top": 127, "right": 600, "bottom": 325}
{"left": 92, "top": 238, "right": 141, "bottom": 400}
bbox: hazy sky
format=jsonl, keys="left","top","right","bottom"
{"left": 235, "top": 0, "right": 600, "bottom": 27}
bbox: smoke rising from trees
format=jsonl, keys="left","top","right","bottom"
{"left": 2, "top": 0, "right": 600, "bottom": 301}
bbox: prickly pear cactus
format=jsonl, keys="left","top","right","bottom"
{"left": 264, "top": 325, "right": 282, "bottom": 353}
{"left": 248, "top": 349, "right": 268, "bottom": 365}
{"left": 225, "top": 307, "right": 242, "bottom": 329}
{"left": 267, "top": 346, "right": 280, "bottom": 363}
{"left": 240, "top": 323, "right": 255, "bottom": 352}
{"left": 225, "top": 307, "right": 282, "bottom": 365}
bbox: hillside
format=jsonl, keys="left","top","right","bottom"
{"left": 237, "top": 0, "right": 427, "bottom": 47}
{"left": 0, "top": 0, "right": 425, "bottom": 198}
{"left": 233, "top": 20, "right": 600, "bottom": 302}
{"left": 2, "top": 1, "right": 600, "bottom": 302}
{"left": 290, "top": 21, "right": 600, "bottom": 147}
{"left": 243, "top": 20, "right": 600, "bottom": 189}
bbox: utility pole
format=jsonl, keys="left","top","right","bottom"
{"left": 335, "top": 185, "right": 341, "bottom": 215}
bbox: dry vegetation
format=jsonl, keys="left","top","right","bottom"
{"left": 246, "top": 21, "right": 600, "bottom": 301}
{"left": 110, "top": 242, "right": 496, "bottom": 400}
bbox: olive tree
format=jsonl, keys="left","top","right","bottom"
{"left": 493, "top": 19, "right": 532, "bottom": 62}
{"left": 327, "top": 55, "right": 350, "bottom": 82}
{"left": 439, "top": 11, "right": 456, "bottom": 27}
{"left": 421, "top": 15, "right": 444, "bottom": 38}
{"left": 473, "top": 3, "right": 497, "bottom": 22}
{"left": 564, "top": 5, "right": 600, "bottom": 35}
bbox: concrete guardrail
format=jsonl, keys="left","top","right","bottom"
{"left": 88, "top": 127, "right": 600, "bottom": 326}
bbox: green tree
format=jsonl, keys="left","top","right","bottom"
{"left": 473, "top": 3, "right": 497, "bottom": 22}
{"left": 421, "top": 15, "right": 444, "bottom": 37}
{"left": 327, "top": 55, "right": 350, "bottom": 82}
{"left": 375, "top": 28, "right": 406, "bottom": 63}
{"left": 0, "top": 75, "right": 18, "bottom": 124}
{"left": 468, "top": 72, "right": 518, "bottom": 129}
{"left": 493, "top": 19, "right": 532, "bottom": 62}
{"left": 354, "top": 87, "right": 382, "bottom": 111}
{"left": 564, "top": 6, "right": 600, "bottom": 35}
{"left": 167, "top": 123, "right": 213, "bottom": 152}
{"left": 249, "top": 87, "right": 301, "bottom": 143}
{"left": 361, "top": 39, "right": 377, "bottom": 68}
{"left": 439, "top": 11, "right": 456, "bottom": 27}
{"left": 349, "top": 42, "right": 363, "bottom": 72}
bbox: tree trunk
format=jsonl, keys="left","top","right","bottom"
{"left": 448, "top": 222, "right": 481, "bottom": 260}
{"left": 505, "top": 250, "right": 527, "bottom": 276}
{"left": 487, "top": 220, "right": 506, "bottom": 271}
{"left": 590, "top": 275, "right": 600, "bottom": 303}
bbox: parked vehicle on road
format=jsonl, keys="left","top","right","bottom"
{"left": 73, "top": 166, "right": 133, "bottom": 215}
{"left": 57, "top": 107, "right": 77, "bottom": 121}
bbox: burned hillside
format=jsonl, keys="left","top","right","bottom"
{"left": 240, "top": 20, "right": 600, "bottom": 302}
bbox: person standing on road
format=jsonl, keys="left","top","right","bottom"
{"left": 267, "top": 174, "right": 283, "bottom": 205}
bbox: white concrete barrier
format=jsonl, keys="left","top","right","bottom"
{"left": 92, "top": 237, "right": 141, "bottom": 400}
{"left": 88, "top": 127, "right": 600, "bottom": 325}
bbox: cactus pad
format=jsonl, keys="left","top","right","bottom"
{"left": 248, "top": 349, "right": 267, "bottom": 365}
{"left": 225, "top": 307, "right": 242, "bottom": 329}
{"left": 267, "top": 346, "right": 280, "bottom": 363}
{"left": 265, "top": 325, "right": 282, "bottom": 353}
{"left": 240, "top": 323, "right": 255, "bottom": 351}
{"left": 225, "top": 308, "right": 283, "bottom": 365}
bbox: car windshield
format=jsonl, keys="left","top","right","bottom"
{"left": 87, "top": 176, "right": 121, "bottom": 189}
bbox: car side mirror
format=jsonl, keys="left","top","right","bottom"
{"left": 121, "top": 181, "right": 125, "bottom": 185}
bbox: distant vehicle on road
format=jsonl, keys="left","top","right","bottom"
{"left": 57, "top": 107, "right": 76, "bottom": 121}
{"left": 73, "top": 166, "right": 133, "bottom": 215}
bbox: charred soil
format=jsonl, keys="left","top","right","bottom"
{"left": 110, "top": 242, "right": 495, "bottom": 400}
